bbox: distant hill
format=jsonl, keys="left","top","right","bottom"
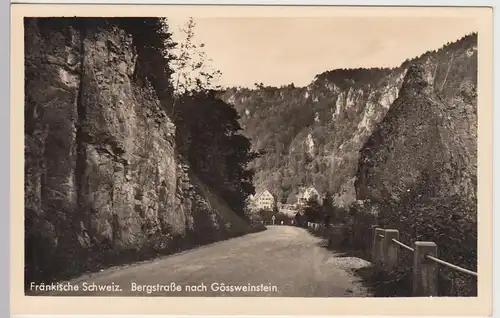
{"left": 220, "top": 33, "right": 477, "bottom": 207}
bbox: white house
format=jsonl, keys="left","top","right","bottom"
{"left": 253, "top": 189, "right": 275, "bottom": 211}
{"left": 296, "top": 186, "right": 323, "bottom": 206}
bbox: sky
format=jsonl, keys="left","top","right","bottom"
{"left": 166, "top": 17, "right": 478, "bottom": 88}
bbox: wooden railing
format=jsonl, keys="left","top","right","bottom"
{"left": 307, "top": 222, "right": 477, "bottom": 296}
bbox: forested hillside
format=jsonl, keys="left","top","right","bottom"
{"left": 221, "top": 33, "right": 477, "bottom": 207}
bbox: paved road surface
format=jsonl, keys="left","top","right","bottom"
{"left": 35, "top": 226, "right": 371, "bottom": 297}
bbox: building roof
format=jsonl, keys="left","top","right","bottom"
{"left": 254, "top": 189, "right": 274, "bottom": 201}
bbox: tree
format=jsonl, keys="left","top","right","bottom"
{"left": 243, "top": 204, "right": 260, "bottom": 222}
{"left": 272, "top": 196, "right": 279, "bottom": 215}
{"left": 322, "top": 191, "right": 335, "bottom": 225}
{"left": 294, "top": 211, "right": 307, "bottom": 227}
{"left": 174, "top": 90, "right": 262, "bottom": 217}
{"left": 167, "top": 18, "right": 262, "bottom": 218}
{"left": 302, "top": 197, "right": 324, "bottom": 223}
{"left": 170, "top": 17, "right": 222, "bottom": 97}
{"left": 257, "top": 208, "right": 274, "bottom": 223}
{"left": 116, "top": 18, "right": 178, "bottom": 111}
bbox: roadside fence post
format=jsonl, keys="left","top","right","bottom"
{"left": 383, "top": 229, "right": 399, "bottom": 270}
{"left": 413, "top": 241, "right": 438, "bottom": 296}
{"left": 371, "top": 227, "right": 384, "bottom": 264}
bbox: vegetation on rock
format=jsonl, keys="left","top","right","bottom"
{"left": 24, "top": 17, "right": 261, "bottom": 288}
{"left": 174, "top": 90, "right": 261, "bottom": 218}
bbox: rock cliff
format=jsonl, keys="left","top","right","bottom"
{"left": 354, "top": 36, "right": 477, "bottom": 296}
{"left": 355, "top": 34, "right": 477, "bottom": 211}
{"left": 24, "top": 18, "right": 252, "bottom": 286}
{"left": 355, "top": 63, "right": 476, "bottom": 206}
{"left": 222, "top": 67, "right": 407, "bottom": 205}
{"left": 221, "top": 33, "right": 476, "bottom": 209}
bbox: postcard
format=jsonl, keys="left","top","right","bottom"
{"left": 10, "top": 3, "right": 493, "bottom": 316}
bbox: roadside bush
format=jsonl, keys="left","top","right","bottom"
{"left": 347, "top": 192, "right": 477, "bottom": 296}
{"left": 311, "top": 193, "right": 477, "bottom": 297}
{"left": 378, "top": 193, "right": 477, "bottom": 296}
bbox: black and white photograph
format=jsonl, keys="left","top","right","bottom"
{"left": 14, "top": 3, "right": 493, "bottom": 315}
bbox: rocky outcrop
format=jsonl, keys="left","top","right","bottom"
{"left": 222, "top": 69, "right": 406, "bottom": 205}
{"left": 306, "top": 70, "right": 406, "bottom": 206}
{"left": 355, "top": 34, "right": 478, "bottom": 213}
{"left": 355, "top": 63, "right": 476, "bottom": 207}
{"left": 353, "top": 44, "right": 477, "bottom": 296}
{"left": 221, "top": 33, "right": 477, "bottom": 209}
{"left": 24, "top": 18, "right": 252, "bottom": 286}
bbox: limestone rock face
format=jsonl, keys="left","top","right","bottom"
{"left": 24, "top": 18, "right": 251, "bottom": 284}
{"left": 221, "top": 34, "right": 477, "bottom": 209}
{"left": 221, "top": 69, "right": 406, "bottom": 206}
{"left": 353, "top": 56, "right": 477, "bottom": 296}
{"left": 355, "top": 63, "right": 476, "bottom": 207}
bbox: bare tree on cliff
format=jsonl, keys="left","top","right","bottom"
{"left": 170, "top": 17, "right": 222, "bottom": 97}
{"left": 164, "top": 18, "right": 261, "bottom": 217}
